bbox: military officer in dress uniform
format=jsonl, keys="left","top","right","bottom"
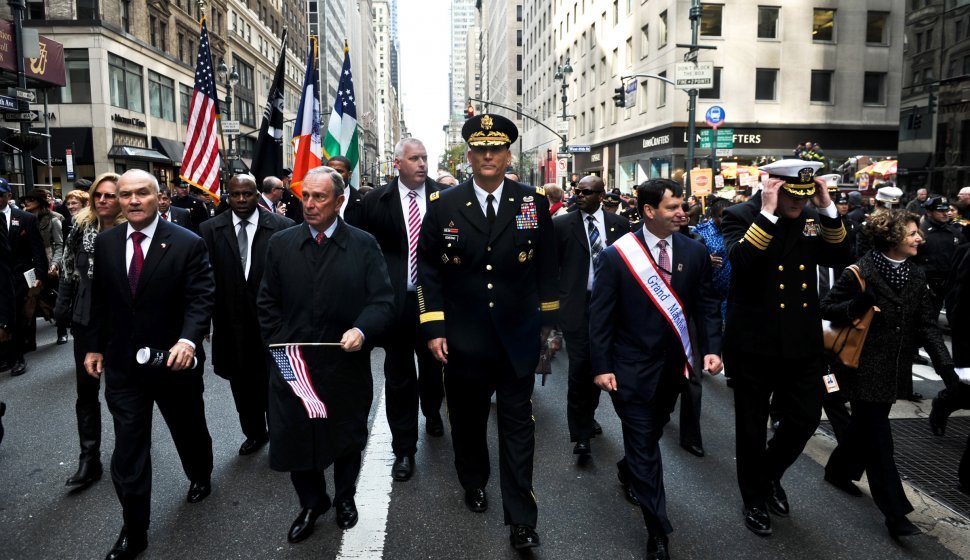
{"left": 721, "top": 159, "right": 850, "bottom": 537}
{"left": 171, "top": 181, "right": 211, "bottom": 231}
{"left": 416, "top": 114, "right": 558, "bottom": 551}
{"left": 916, "top": 196, "right": 967, "bottom": 314}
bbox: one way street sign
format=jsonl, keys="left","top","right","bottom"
{"left": 3, "top": 111, "right": 39, "bottom": 122}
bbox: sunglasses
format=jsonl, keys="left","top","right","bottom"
{"left": 574, "top": 188, "right": 604, "bottom": 196}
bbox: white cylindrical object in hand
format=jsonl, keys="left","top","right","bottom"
{"left": 136, "top": 347, "right": 198, "bottom": 369}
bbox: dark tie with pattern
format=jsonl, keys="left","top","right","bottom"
{"left": 237, "top": 218, "right": 249, "bottom": 273}
{"left": 587, "top": 215, "right": 602, "bottom": 260}
{"left": 0, "top": 211, "right": 6, "bottom": 237}
{"left": 128, "top": 231, "right": 146, "bottom": 295}
{"left": 486, "top": 194, "right": 496, "bottom": 224}
{"left": 657, "top": 239, "right": 671, "bottom": 284}
{"left": 315, "top": 231, "right": 325, "bottom": 245}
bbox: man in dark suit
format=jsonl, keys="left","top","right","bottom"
{"left": 417, "top": 114, "right": 558, "bottom": 550}
{"left": 201, "top": 174, "right": 294, "bottom": 456}
{"left": 721, "top": 160, "right": 850, "bottom": 537}
{"left": 0, "top": 192, "right": 14, "bottom": 442}
{"left": 590, "top": 178, "right": 722, "bottom": 560}
{"left": 84, "top": 169, "right": 215, "bottom": 560}
{"left": 257, "top": 176, "right": 285, "bottom": 214}
{"left": 360, "top": 138, "right": 444, "bottom": 482}
{"left": 257, "top": 166, "right": 394, "bottom": 544}
{"left": 327, "top": 155, "right": 364, "bottom": 227}
{"left": 157, "top": 188, "right": 195, "bottom": 233}
{"left": 170, "top": 181, "right": 210, "bottom": 231}
{"left": 279, "top": 168, "right": 304, "bottom": 224}
{"left": 553, "top": 174, "right": 630, "bottom": 458}
{"left": 0, "top": 177, "right": 48, "bottom": 377}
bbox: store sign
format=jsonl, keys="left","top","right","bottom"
{"left": 642, "top": 134, "right": 671, "bottom": 149}
{"left": 590, "top": 153, "right": 602, "bottom": 163}
{"left": 66, "top": 148, "right": 75, "bottom": 181}
{"left": 112, "top": 114, "right": 146, "bottom": 128}
{"left": 691, "top": 168, "right": 713, "bottom": 195}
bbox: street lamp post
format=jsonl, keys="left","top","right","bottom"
{"left": 554, "top": 60, "right": 573, "bottom": 187}
{"left": 217, "top": 58, "right": 239, "bottom": 185}
{"left": 7, "top": 0, "right": 35, "bottom": 196}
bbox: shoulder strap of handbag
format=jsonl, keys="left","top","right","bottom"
{"left": 847, "top": 264, "right": 865, "bottom": 291}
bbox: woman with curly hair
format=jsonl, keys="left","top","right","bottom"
{"left": 54, "top": 173, "right": 125, "bottom": 489}
{"left": 820, "top": 209, "right": 955, "bottom": 538}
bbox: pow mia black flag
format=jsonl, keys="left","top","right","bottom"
{"left": 251, "top": 29, "right": 287, "bottom": 187}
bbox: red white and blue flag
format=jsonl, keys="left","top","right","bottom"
{"left": 270, "top": 346, "right": 328, "bottom": 419}
{"left": 290, "top": 37, "right": 321, "bottom": 199}
{"left": 180, "top": 17, "right": 222, "bottom": 200}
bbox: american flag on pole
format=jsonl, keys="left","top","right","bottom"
{"left": 179, "top": 17, "right": 222, "bottom": 200}
{"left": 290, "top": 37, "right": 321, "bottom": 199}
{"left": 270, "top": 346, "right": 328, "bottom": 419}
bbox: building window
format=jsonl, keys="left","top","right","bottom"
{"left": 149, "top": 71, "right": 175, "bottom": 121}
{"left": 755, "top": 68, "right": 777, "bottom": 101}
{"left": 698, "top": 67, "right": 722, "bottom": 99}
{"left": 50, "top": 49, "right": 91, "bottom": 104}
{"left": 600, "top": 56, "right": 606, "bottom": 83}
{"left": 810, "top": 70, "right": 833, "bottom": 103}
{"left": 657, "top": 71, "right": 667, "bottom": 107}
{"left": 237, "top": 97, "right": 256, "bottom": 126}
{"left": 159, "top": 22, "right": 167, "bottom": 51}
{"left": 517, "top": 29, "right": 522, "bottom": 47}
{"left": 26, "top": 0, "right": 44, "bottom": 20}
{"left": 600, "top": 101, "right": 606, "bottom": 128}
{"left": 659, "top": 11, "right": 668, "bottom": 47}
{"left": 813, "top": 9, "right": 835, "bottom": 42}
{"left": 180, "top": 83, "right": 192, "bottom": 125}
{"left": 589, "top": 107, "right": 595, "bottom": 132}
{"left": 517, "top": 79, "right": 522, "bottom": 95}
{"left": 701, "top": 4, "right": 723, "bottom": 37}
{"left": 76, "top": 0, "right": 98, "bottom": 19}
{"left": 591, "top": 23, "right": 596, "bottom": 48}
{"left": 178, "top": 33, "right": 184, "bottom": 62}
{"left": 121, "top": 0, "right": 131, "bottom": 33}
{"left": 639, "top": 80, "right": 648, "bottom": 113}
{"left": 625, "top": 37, "right": 633, "bottom": 66}
{"left": 866, "top": 11, "right": 889, "bottom": 45}
{"left": 234, "top": 59, "right": 255, "bottom": 90}
{"left": 613, "top": 0, "right": 618, "bottom": 26}
{"left": 863, "top": 72, "right": 886, "bottom": 105}
{"left": 150, "top": 15, "right": 157, "bottom": 47}
{"left": 757, "top": 6, "right": 779, "bottom": 39}
{"left": 108, "top": 53, "right": 143, "bottom": 112}
{"left": 641, "top": 25, "right": 649, "bottom": 58}
{"left": 516, "top": 4, "right": 522, "bottom": 21}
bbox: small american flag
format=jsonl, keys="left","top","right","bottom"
{"left": 270, "top": 346, "right": 328, "bottom": 419}
{"left": 180, "top": 17, "right": 222, "bottom": 200}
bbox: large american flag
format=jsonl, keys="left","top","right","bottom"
{"left": 180, "top": 18, "right": 222, "bottom": 200}
{"left": 270, "top": 346, "right": 328, "bottom": 419}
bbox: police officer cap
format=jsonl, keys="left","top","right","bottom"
{"left": 0, "top": 177, "right": 10, "bottom": 194}
{"left": 818, "top": 173, "right": 841, "bottom": 193}
{"left": 875, "top": 185, "right": 903, "bottom": 204}
{"left": 462, "top": 114, "right": 518, "bottom": 148}
{"left": 758, "top": 159, "right": 824, "bottom": 198}
{"left": 602, "top": 192, "right": 621, "bottom": 206}
{"left": 923, "top": 196, "right": 951, "bottom": 211}
{"left": 836, "top": 192, "right": 849, "bottom": 204}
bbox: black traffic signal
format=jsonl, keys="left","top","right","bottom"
{"left": 465, "top": 103, "right": 475, "bottom": 119}
{"left": 613, "top": 86, "right": 625, "bottom": 108}
{"left": 913, "top": 113, "right": 922, "bottom": 129}
{"left": 928, "top": 93, "right": 937, "bottom": 114}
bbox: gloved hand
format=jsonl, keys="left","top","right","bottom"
{"left": 847, "top": 289, "right": 876, "bottom": 319}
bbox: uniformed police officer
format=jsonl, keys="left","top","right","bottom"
{"left": 416, "top": 114, "right": 558, "bottom": 550}
{"left": 916, "top": 196, "right": 967, "bottom": 313}
{"left": 721, "top": 159, "right": 850, "bottom": 537}
{"left": 171, "top": 181, "right": 210, "bottom": 231}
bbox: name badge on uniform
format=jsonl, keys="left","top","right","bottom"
{"left": 823, "top": 373, "right": 840, "bottom": 393}
{"left": 516, "top": 202, "right": 538, "bottom": 230}
{"left": 10, "top": 218, "right": 20, "bottom": 227}
{"left": 803, "top": 218, "right": 820, "bottom": 237}
{"left": 443, "top": 227, "right": 459, "bottom": 243}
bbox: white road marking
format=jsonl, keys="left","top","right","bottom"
{"left": 337, "top": 386, "right": 394, "bottom": 560}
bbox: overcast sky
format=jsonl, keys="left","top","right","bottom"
{"left": 398, "top": 0, "right": 451, "bottom": 170}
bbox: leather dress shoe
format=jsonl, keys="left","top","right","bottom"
{"left": 105, "top": 527, "right": 147, "bottom": 560}
{"left": 66, "top": 459, "right": 103, "bottom": 487}
{"left": 335, "top": 498, "right": 358, "bottom": 530}
{"left": 646, "top": 533, "right": 670, "bottom": 560}
{"left": 593, "top": 419, "right": 603, "bottom": 435}
{"left": 239, "top": 436, "right": 269, "bottom": 456}
{"left": 886, "top": 516, "right": 923, "bottom": 538}
{"left": 464, "top": 488, "right": 488, "bottom": 512}
{"left": 743, "top": 506, "right": 772, "bottom": 536}
{"left": 10, "top": 357, "right": 26, "bottom": 376}
{"left": 57, "top": 334, "right": 69, "bottom": 345}
{"left": 509, "top": 525, "right": 540, "bottom": 549}
{"left": 824, "top": 472, "right": 863, "bottom": 497}
{"left": 907, "top": 391, "right": 924, "bottom": 402}
{"left": 680, "top": 442, "right": 705, "bottom": 457}
{"left": 617, "top": 465, "right": 640, "bottom": 507}
{"left": 929, "top": 397, "right": 948, "bottom": 436}
{"left": 392, "top": 455, "right": 414, "bottom": 481}
{"left": 288, "top": 508, "right": 323, "bottom": 543}
{"left": 767, "top": 480, "right": 789, "bottom": 517}
{"left": 573, "top": 439, "right": 591, "bottom": 455}
{"left": 425, "top": 415, "right": 445, "bottom": 437}
{"left": 186, "top": 480, "right": 211, "bottom": 504}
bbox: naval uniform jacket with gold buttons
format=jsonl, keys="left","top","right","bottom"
{"left": 721, "top": 190, "right": 850, "bottom": 359}
{"left": 416, "top": 179, "right": 559, "bottom": 378}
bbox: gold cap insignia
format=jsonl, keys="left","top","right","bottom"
{"left": 798, "top": 168, "right": 815, "bottom": 184}
{"left": 481, "top": 115, "right": 494, "bottom": 130}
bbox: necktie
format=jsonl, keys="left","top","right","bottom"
{"left": 657, "top": 239, "right": 671, "bottom": 284}
{"left": 0, "top": 211, "right": 7, "bottom": 236}
{"left": 486, "top": 194, "right": 496, "bottom": 224}
{"left": 237, "top": 218, "right": 249, "bottom": 273}
{"left": 587, "top": 215, "right": 602, "bottom": 260}
{"left": 128, "top": 231, "right": 146, "bottom": 295}
{"left": 407, "top": 190, "right": 420, "bottom": 285}
{"left": 315, "top": 231, "right": 325, "bottom": 245}
{"left": 162, "top": 212, "right": 169, "bottom": 221}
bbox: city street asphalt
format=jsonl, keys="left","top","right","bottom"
{"left": 0, "top": 321, "right": 967, "bottom": 559}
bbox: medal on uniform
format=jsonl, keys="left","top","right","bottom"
{"left": 527, "top": 248, "right": 534, "bottom": 260}
{"left": 452, "top": 257, "right": 461, "bottom": 265}
{"left": 441, "top": 254, "right": 449, "bottom": 263}
{"left": 518, "top": 251, "right": 527, "bottom": 262}
{"left": 516, "top": 201, "right": 539, "bottom": 229}
{"left": 803, "top": 218, "right": 820, "bottom": 237}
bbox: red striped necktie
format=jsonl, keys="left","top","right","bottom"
{"left": 407, "top": 190, "right": 420, "bottom": 285}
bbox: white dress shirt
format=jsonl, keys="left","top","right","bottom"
{"left": 232, "top": 210, "right": 258, "bottom": 280}
{"left": 1, "top": 204, "right": 10, "bottom": 229}
{"left": 472, "top": 180, "right": 504, "bottom": 217}
{"left": 581, "top": 208, "right": 607, "bottom": 291}
{"left": 399, "top": 180, "right": 427, "bottom": 291}
{"left": 641, "top": 226, "right": 673, "bottom": 274}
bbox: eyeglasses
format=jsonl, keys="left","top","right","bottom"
{"left": 272, "top": 186, "right": 285, "bottom": 192}
{"left": 94, "top": 192, "right": 118, "bottom": 200}
{"left": 574, "top": 188, "right": 604, "bottom": 196}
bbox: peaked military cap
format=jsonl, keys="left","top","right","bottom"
{"left": 875, "top": 186, "right": 902, "bottom": 205}
{"left": 818, "top": 173, "right": 841, "bottom": 193}
{"left": 462, "top": 114, "right": 518, "bottom": 148}
{"left": 758, "top": 159, "right": 824, "bottom": 199}
{"left": 923, "top": 196, "right": 951, "bottom": 211}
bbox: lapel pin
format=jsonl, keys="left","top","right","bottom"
{"left": 465, "top": 201, "right": 473, "bottom": 207}
{"left": 677, "top": 263, "right": 684, "bottom": 272}
{"left": 160, "top": 243, "right": 168, "bottom": 249}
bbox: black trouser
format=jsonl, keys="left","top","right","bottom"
{"left": 383, "top": 291, "right": 443, "bottom": 457}
{"left": 0, "top": 292, "right": 28, "bottom": 364}
{"left": 729, "top": 350, "right": 823, "bottom": 508}
{"left": 72, "top": 326, "right": 101, "bottom": 461}
{"left": 611, "top": 361, "right": 685, "bottom": 536}
{"left": 105, "top": 369, "right": 213, "bottom": 534}
{"left": 290, "top": 451, "right": 362, "bottom": 510}
{"left": 226, "top": 362, "right": 269, "bottom": 441}
{"left": 826, "top": 400, "right": 913, "bottom": 521}
{"left": 934, "top": 384, "right": 970, "bottom": 489}
{"left": 563, "top": 298, "right": 601, "bottom": 442}
{"left": 445, "top": 349, "right": 537, "bottom": 527}
{"left": 927, "top": 275, "right": 948, "bottom": 316}
{"left": 678, "top": 320, "right": 703, "bottom": 447}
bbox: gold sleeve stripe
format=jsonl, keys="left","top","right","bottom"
{"left": 743, "top": 231, "right": 770, "bottom": 250}
{"left": 419, "top": 311, "right": 445, "bottom": 323}
{"left": 540, "top": 301, "right": 560, "bottom": 311}
{"left": 821, "top": 225, "right": 846, "bottom": 243}
{"left": 749, "top": 224, "right": 773, "bottom": 244}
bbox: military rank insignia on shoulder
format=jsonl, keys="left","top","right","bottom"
{"left": 535, "top": 186, "right": 546, "bottom": 197}
{"left": 430, "top": 191, "right": 440, "bottom": 202}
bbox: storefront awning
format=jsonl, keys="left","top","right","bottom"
{"left": 152, "top": 137, "right": 185, "bottom": 166}
{"left": 108, "top": 146, "right": 172, "bottom": 164}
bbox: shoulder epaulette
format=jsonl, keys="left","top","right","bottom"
{"left": 535, "top": 186, "right": 546, "bottom": 197}
{"left": 430, "top": 191, "right": 440, "bottom": 202}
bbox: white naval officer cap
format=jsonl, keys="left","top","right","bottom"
{"left": 758, "top": 159, "right": 825, "bottom": 198}
{"left": 875, "top": 186, "right": 903, "bottom": 205}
